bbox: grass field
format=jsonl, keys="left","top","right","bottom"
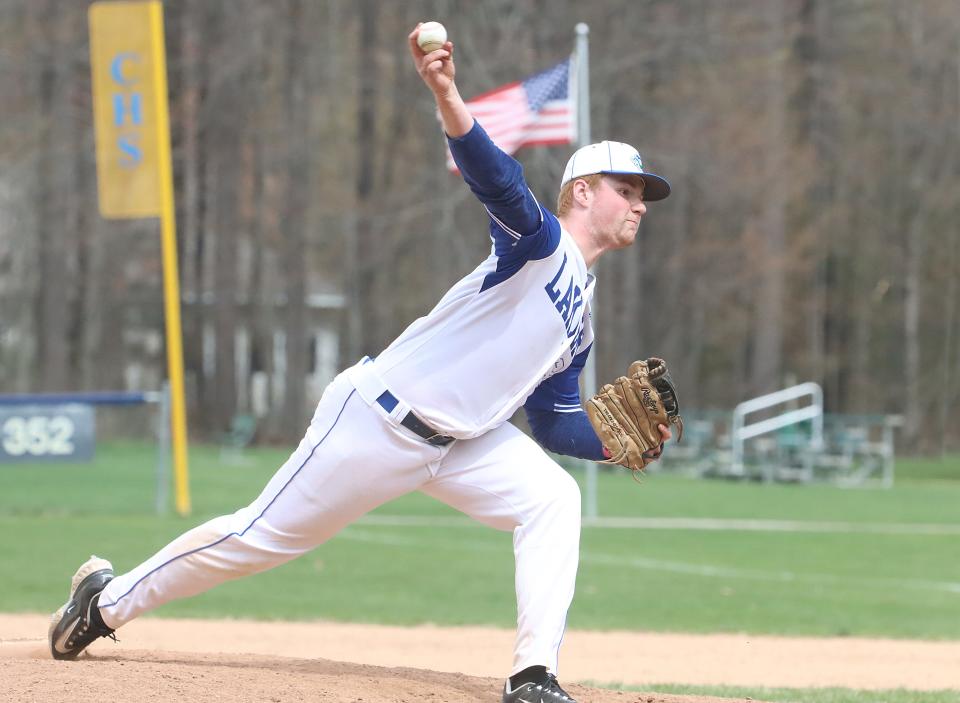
{"left": 612, "top": 685, "right": 960, "bottom": 703}
{"left": 2, "top": 443, "right": 958, "bottom": 702}
{"left": 3, "top": 442, "right": 958, "bottom": 637}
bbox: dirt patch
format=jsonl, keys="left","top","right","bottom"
{"left": 4, "top": 649, "right": 747, "bottom": 703}
{"left": 4, "top": 614, "right": 959, "bottom": 702}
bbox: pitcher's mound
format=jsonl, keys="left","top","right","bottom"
{"left": 8, "top": 649, "right": 750, "bottom": 703}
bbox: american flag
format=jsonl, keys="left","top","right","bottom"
{"left": 447, "top": 58, "right": 576, "bottom": 171}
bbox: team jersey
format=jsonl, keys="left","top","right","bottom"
{"left": 370, "top": 122, "right": 594, "bottom": 438}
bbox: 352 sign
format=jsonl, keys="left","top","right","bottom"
{"left": 0, "top": 405, "right": 95, "bottom": 462}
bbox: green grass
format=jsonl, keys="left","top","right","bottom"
{"left": 596, "top": 684, "right": 960, "bottom": 703}
{"left": 595, "top": 468, "right": 960, "bottom": 524}
{"left": 894, "top": 453, "right": 960, "bottom": 482}
{"left": 2, "top": 443, "right": 959, "bottom": 640}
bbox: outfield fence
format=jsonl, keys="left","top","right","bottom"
{"left": 0, "top": 389, "right": 170, "bottom": 513}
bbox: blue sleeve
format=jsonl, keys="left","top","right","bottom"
{"left": 523, "top": 344, "right": 606, "bottom": 460}
{"left": 526, "top": 407, "right": 606, "bottom": 461}
{"left": 448, "top": 120, "right": 542, "bottom": 238}
{"left": 524, "top": 345, "right": 591, "bottom": 414}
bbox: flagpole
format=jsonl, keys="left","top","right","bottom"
{"left": 575, "top": 23, "right": 599, "bottom": 522}
{"left": 575, "top": 23, "right": 590, "bottom": 149}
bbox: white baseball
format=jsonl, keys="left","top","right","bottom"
{"left": 417, "top": 21, "right": 447, "bottom": 53}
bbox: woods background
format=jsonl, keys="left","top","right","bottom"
{"left": 0, "top": 0, "right": 957, "bottom": 453}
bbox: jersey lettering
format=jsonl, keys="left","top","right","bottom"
{"left": 565, "top": 290, "right": 583, "bottom": 337}
{"left": 556, "top": 279, "right": 574, "bottom": 320}
{"left": 545, "top": 252, "right": 586, "bottom": 344}
{"left": 544, "top": 254, "right": 568, "bottom": 303}
{"left": 569, "top": 324, "right": 585, "bottom": 354}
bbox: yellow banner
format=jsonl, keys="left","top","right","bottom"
{"left": 88, "top": 1, "right": 192, "bottom": 515}
{"left": 88, "top": 1, "right": 163, "bottom": 218}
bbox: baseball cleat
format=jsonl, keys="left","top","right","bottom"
{"left": 502, "top": 674, "right": 577, "bottom": 703}
{"left": 49, "top": 555, "right": 117, "bottom": 660}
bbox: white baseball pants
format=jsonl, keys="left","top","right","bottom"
{"left": 97, "top": 362, "right": 582, "bottom": 676}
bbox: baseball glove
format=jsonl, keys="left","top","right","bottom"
{"left": 585, "top": 357, "right": 684, "bottom": 479}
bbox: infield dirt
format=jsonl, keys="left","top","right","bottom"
{"left": 4, "top": 614, "right": 959, "bottom": 702}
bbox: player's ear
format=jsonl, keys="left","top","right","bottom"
{"left": 572, "top": 177, "right": 594, "bottom": 208}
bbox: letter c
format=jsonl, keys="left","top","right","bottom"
{"left": 110, "top": 52, "right": 140, "bottom": 86}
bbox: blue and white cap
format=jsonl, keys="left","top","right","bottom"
{"left": 560, "top": 141, "right": 671, "bottom": 201}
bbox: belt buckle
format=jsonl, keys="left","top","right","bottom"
{"left": 426, "top": 433, "right": 454, "bottom": 447}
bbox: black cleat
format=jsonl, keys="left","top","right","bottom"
{"left": 502, "top": 673, "right": 577, "bottom": 703}
{"left": 49, "top": 556, "right": 116, "bottom": 660}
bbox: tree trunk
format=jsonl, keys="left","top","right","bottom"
{"left": 212, "top": 153, "right": 238, "bottom": 432}
{"left": 941, "top": 34, "right": 960, "bottom": 454}
{"left": 33, "top": 1, "right": 74, "bottom": 391}
{"left": 348, "top": 0, "right": 380, "bottom": 359}
{"left": 901, "top": 4, "right": 931, "bottom": 448}
{"left": 177, "top": 0, "right": 205, "bottom": 414}
{"left": 798, "top": 0, "right": 828, "bottom": 388}
{"left": 751, "top": 0, "right": 788, "bottom": 396}
{"left": 279, "top": 0, "right": 309, "bottom": 435}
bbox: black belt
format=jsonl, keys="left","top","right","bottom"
{"left": 375, "top": 390, "right": 455, "bottom": 446}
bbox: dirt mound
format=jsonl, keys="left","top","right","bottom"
{"left": 5, "top": 613, "right": 959, "bottom": 701}
{"left": 5, "top": 648, "right": 747, "bottom": 703}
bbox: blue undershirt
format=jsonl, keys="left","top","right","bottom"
{"left": 525, "top": 408, "right": 607, "bottom": 461}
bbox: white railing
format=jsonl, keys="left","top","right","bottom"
{"left": 730, "top": 383, "right": 824, "bottom": 478}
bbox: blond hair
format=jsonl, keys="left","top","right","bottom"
{"left": 556, "top": 173, "right": 602, "bottom": 216}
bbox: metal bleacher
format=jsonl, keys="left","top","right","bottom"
{"left": 656, "top": 384, "right": 902, "bottom": 487}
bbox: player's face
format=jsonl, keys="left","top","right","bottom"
{"left": 590, "top": 175, "right": 647, "bottom": 249}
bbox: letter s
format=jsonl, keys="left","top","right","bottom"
{"left": 118, "top": 134, "right": 142, "bottom": 167}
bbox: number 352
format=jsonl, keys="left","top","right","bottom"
{"left": 2, "top": 416, "right": 75, "bottom": 456}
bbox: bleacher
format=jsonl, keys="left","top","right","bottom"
{"left": 654, "top": 385, "right": 902, "bottom": 488}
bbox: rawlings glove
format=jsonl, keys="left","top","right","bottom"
{"left": 585, "top": 357, "right": 684, "bottom": 478}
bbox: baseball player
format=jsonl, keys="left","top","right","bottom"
{"left": 49, "top": 23, "right": 672, "bottom": 703}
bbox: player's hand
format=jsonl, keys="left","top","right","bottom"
{"left": 641, "top": 424, "right": 672, "bottom": 462}
{"left": 409, "top": 24, "right": 455, "bottom": 97}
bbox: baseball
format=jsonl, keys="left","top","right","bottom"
{"left": 417, "top": 21, "right": 447, "bottom": 53}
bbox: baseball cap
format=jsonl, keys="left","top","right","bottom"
{"left": 560, "top": 141, "right": 671, "bottom": 201}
